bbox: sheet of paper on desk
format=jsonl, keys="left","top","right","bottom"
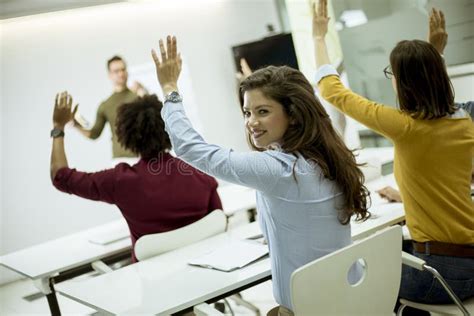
{"left": 188, "top": 239, "right": 269, "bottom": 272}
{"left": 88, "top": 224, "right": 129, "bottom": 245}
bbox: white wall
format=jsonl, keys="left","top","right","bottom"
{"left": 448, "top": 63, "right": 474, "bottom": 103}
{"left": 0, "top": 23, "right": 4, "bottom": 259}
{"left": 0, "top": 0, "right": 280, "bottom": 284}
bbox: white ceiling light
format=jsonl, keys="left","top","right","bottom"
{"left": 339, "top": 9, "right": 368, "bottom": 28}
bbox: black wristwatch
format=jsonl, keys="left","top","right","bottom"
{"left": 164, "top": 91, "right": 183, "bottom": 103}
{"left": 50, "top": 127, "right": 65, "bottom": 138}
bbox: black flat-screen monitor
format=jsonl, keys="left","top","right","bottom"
{"left": 232, "top": 33, "right": 299, "bottom": 72}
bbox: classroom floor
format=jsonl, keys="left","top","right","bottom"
{"left": 0, "top": 211, "right": 277, "bottom": 315}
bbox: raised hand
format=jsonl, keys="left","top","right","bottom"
{"left": 428, "top": 8, "right": 447, "bottom": 55}
{"left": 236, "top": 58, "right": 253, "bottom": 82}
{"left": 312, "top": 0, "right": 330, "bottom": 39}
{"left": 53, "top": 91, "right": 78, "bottom": 128}
{"left": 151, "top": 35, "right": 182, "bottom": 96}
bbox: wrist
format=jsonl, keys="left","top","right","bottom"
{"left": 162, "top": 84, "right": 178, "bottom": 96}
{"left": 313, "top": 36, "right": 326, "bottom": 41}
{"left": 53, "top": 123, "right": 65, "bottom": 130}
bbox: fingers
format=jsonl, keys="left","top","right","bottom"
{"left": 151, "top": 49, "right": 160, "bottom": 67}
{"left": 177, "top": 52, "right": 182, "bottom": 69}
{"left": 55, "top": 93, "right": 60, "bottom": 109}
{"left": 173, "top": 36, "right": 178, "bottom": 59}
{"left": 59, "top": 91, "right": 67, "bottom": 108}
{"left": 429, "top": 8, "right": 435, "bottom": 29}
{"left": 376, "top": 186, "right": 390, "bottom": 198}
{"left": 153, "top": 36, "right": 178, "bottom": 65}
{"left": 166, "top": 36, "right": 172, "bottom": 59}
{"left": 431, "top": 8, "right": 446, "bottom": 30}
{"left": 167, "top": 35, "right": 177, "bottom": 60}
{"left": 317, "top": 0, "right": 327, "bottom": 18}
{"left": 434, "top": 8, "right": 441, "bottom": 28}
{"left": 56, "top": 91, "right": 73, "bottom": 110}
{"left": 72, "top": 104, "right": 79, "bottom": 116}
{"left": 66, "top": 94, "right": 73, "bottom": 109}
{"left": 159, "top": 39, "right": 167, "bottom": 61}
{"left": 439, "top": 9, "right": 445, "bottom": 29}
{"left": 314, "top": 0, "right": 328, "bottom": 19}
{"left": 240, "top": 58, "right": 252, "bottom": 76}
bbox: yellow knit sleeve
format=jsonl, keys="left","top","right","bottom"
{"left": 318, "top": 75, "right": 411, "bottom": 140}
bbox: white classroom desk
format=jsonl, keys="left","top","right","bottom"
{"left": 56, "top": 174, "right": 404, "bottom": 315}
{"left": 357, "top": 146, "right": 394, "bottom": 166}
{"left": 0, "top": 219, "right": 131, "bottom": 315}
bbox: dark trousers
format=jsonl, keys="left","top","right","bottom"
{"left": 399, "top": 240, "right": 474, "bottom": 304}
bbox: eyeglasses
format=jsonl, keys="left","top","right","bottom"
{"left": 383, "top": 66, "right": 393, "bottom": 79}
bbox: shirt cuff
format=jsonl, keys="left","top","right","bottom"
{"left": 162, "top": 101, "right": 185, "bottom": 119}
{"left": 315, "top": 64, "right": 339, "bottom": 84}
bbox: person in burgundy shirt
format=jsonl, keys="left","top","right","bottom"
{"left": 50, "top": 92, "right": 222, "bottom": 262}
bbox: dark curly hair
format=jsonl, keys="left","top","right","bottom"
{"left": 115, "top": 94, "right": 171, "bottom": 159}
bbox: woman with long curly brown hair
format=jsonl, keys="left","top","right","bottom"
{"left": 152, "top": 36, "right": 370, "bottom": 315}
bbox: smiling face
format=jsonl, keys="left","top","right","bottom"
{"left": 242, "top": 89, "right": 290, "bottom": 149}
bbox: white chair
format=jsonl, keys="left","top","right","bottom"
{"left": 290, "top": 225, "right": 403, "bottom": 316}
{"left": 397, "top": 252, "right": 474, "bottom": 316}
{"left": 135, "top": 209, "right": 227, "bottom": 261}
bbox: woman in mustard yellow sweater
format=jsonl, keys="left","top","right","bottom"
{"left": 313, "top": 0, "right": 473, "bottom": 306}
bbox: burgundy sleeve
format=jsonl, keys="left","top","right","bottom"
{"left": 52, "top": 167, "right": 116, "bottom": 204}
{"left": 208, "top": 177, "right": 223, "bottom": 211}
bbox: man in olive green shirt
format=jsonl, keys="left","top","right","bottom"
{"left": 75, "top": 56, "right": 145, "bottom": 158}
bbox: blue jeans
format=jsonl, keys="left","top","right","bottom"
{"left": 399, "top": 240, "right": 474, "bottom": 304}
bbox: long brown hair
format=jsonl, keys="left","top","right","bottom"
{"left": 240, "top": 66, "right": 370, "bottom": 224}
{"left": 390, "top": 40, "right": 455, "bottom": 119}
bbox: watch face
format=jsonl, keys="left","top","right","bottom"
{"left": 166, "top": 91, "right": 182, "bottom": 103}
{"left": 51, "top": 128, "right": 64, "bottom": 138}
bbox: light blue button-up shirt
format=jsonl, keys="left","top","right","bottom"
{"left": 162, "top": 101, "right": 356, "bottom": 309}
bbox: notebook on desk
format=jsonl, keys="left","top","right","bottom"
{"left": 188, "top": 239, "right": 269, "bottom": 272}
{"left": 88, "top": 223, "right": 129, "bottom": 245}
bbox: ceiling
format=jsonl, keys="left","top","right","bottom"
{"left": 0, "top": 0, "right": 127, "bottom": 20}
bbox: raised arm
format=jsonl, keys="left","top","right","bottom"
{"left": 50, "top": 92, "right": 77, "bottom": 180}
{"left": 428, "top": 8, "right": 447, "bottom": 55}
{"left": 74, "top": 105, "right": 107, "bottom": 139}
{"left": 74, "top": 123, "right": 92, "bottom": 138}
{"left": 151, "top": 36, "right": 293, "bottom": 192}
{"left": 312, "top": 0, "right": 331, "bottom": 69}
{"left": 312, "top": 0, "right": 410, "bottom": 140}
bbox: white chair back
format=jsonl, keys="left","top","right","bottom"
{"left": 135, "top": 209, "right": 227, "bottom": 261}
{"left": 291, "top": 225, "right": 402, "bottom": 316}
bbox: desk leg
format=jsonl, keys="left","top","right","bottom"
{"left": 33, "top": 277, "right": 61, "bottom": 316}
{"left": 247, "top": 208, "right": 257, "bottom": 222}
